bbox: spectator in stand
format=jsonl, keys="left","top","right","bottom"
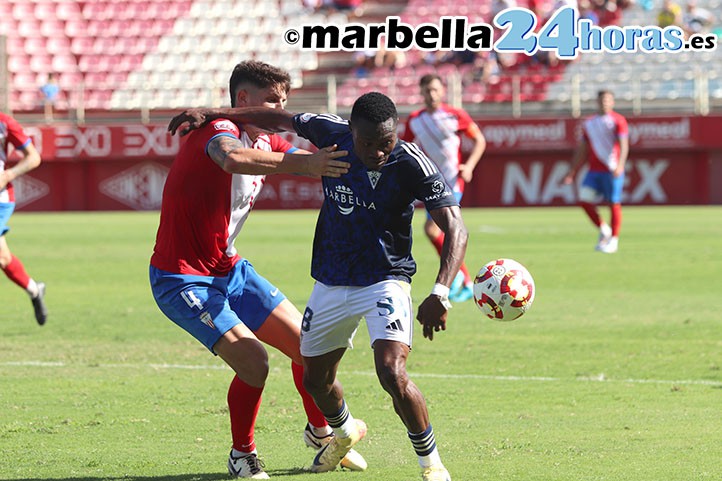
{"left": 682, "top": 0, "right": 715, "bottom": 35}
{"left": 374, "top": 36, "right": 407, "bottom": 71}
{"left": 352, "top": 50, "right": 375, "bottom": 78}
{"left": 331, "top": 0, "right": 363, "bottom": 17}
{"left": 38, "top": 73, "right": 60, "bottom": 120}
{"left": 491, "top": 0, "right": 517, "bottom": 18}
{"left": 592, "top": 0, "right": 629, "bottom": 27}
{"left": 579, "top": 0, "right": 600, "bottom": 24}
{"left": 658, "top": 0, "right": 684, "bottom": 28}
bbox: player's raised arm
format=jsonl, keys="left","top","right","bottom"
{"left": 206, "top": 136, "right": 348, "bottom": 177}
{"left": 416, "top": 205, "right": 468, "bottom": 340}
{"left": 168, "top": 107, "right": 297, "bottom": 137}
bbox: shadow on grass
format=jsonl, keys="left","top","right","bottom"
{"left": 0, "top": 468, "right": 310, "bottom": 481}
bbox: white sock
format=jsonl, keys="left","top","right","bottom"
{"left": 310, "top": 423, "right": 333, "bottom": 437}
{"left": 409, "top": 425, "right": 443, "bottom": 468}
{"left": 26, "top": 279, "right": 39, "bottom": 298}
{"left": 326, "top": 401, "right": 357, "bottom": 438}
{"left": 232, "top": 447, "right": 257, "bottom": 457}
{"left": 418, "top": 448, "right": 443, "bottom": 469}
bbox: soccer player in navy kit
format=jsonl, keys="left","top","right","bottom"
{"left": 169, "top": 92, "right": 468, "bottom": 481}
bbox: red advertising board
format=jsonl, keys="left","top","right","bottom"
{"left": 9, "top": 115, "right": 722, "bottom": 211}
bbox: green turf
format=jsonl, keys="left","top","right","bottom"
{"left": 1, "top": 207, "right": 720, "bottom": 481}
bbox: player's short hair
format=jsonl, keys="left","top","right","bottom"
{"left": 419, "top": 74, "right": 443, "bottom": 87}
{"left": 229, "top": 60, "right": 291, "bottom": 107}
{"left": 350, "top": 92, "right": 398, "bottom": 125}
{"left": 598, "top": 89, "right": 614, "bottom": 98}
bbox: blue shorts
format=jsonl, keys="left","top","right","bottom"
{"left": 0, "top": 202, "right": 15, "bottom": 236}
{"left": 426, "top": 191, "right": 463, "bottom": 220}
{"left": 581, "top": 171, "right": 624, "bottom": 204}
{"left": 149, "top": 259, "right": 287, "bottom": 353}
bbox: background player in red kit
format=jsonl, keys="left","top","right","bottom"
{"left": 402, "top": 74, "right": 486, "bottom": 302}
{"left": 151, "top": 61, "right": 364, "bottom": 478}
{"left": 0, "top": 112, "right": 48, "bottom": 325}
{"left": 564, "top": 90, "right": 629, "bottom": 254}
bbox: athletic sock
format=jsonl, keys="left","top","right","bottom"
{"left": 291, "top": 361, "right": 329, "bottom": 430}
{"left": 227, "top": 375, "right": 263, "bottom": 453}
{"left": 2, "top": 255, "right": 33, "bottom": 293}
{"left": 325, "top": 400, "right": 356, "bottom": 438}
{"left": 459, "top": 262, "right": 472, "bottom": 286}
{"left": 26, "top": 279, "right": 39, "bottom": 298}
{"left": 611, "top": 203, "right": 622, "bottom": 237}
{"left": 231, "top": 448, "right": 257, "bottom": 458}
{"left": 580, "top": 202, "right": 602, "bottom": 227}
{"left": 409, "top": 424, "right": 442, "bottom": 468}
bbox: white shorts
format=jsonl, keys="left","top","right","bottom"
{"left": 300, "top": 280, "right": 414, "bottom": 357}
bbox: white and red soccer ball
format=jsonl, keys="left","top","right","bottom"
{"left": 473, "top": 259, "right": 535, "bottom": 321}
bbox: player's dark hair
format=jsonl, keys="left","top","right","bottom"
{"left": 350, "top": 92, "right": 398, "bottom": 125}
{"left": 229, "top": 60, "right": 291, "bottom": 107}
{"left": 597, "top": 89, "right": 614, "bottom": 98}
{"left": 419, "top": 74, "right": 442, "bottom": 87}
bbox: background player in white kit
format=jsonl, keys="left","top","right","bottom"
{"left": 402, "top": 74, "right": 486, "bottom": 302}
{"left": 153, "top": 61, "right": 365, "bottom": 479}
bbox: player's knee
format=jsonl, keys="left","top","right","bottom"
{"left": 221, "top": 340, "right": 269, "bottom": 387}
{"left": 375, "top": 361, "right": 409, "bottom": 398}
{"left": 0, "top": 249, "right": 11, "bottom": 268}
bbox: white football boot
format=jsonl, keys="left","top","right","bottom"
{"left": 303, "top": 423, "right": 368, "bottom": 471}
{"left": 597, "top": 236, "right": 618, "bottom": 254}
{"left": 596, "top": 223, "right": 612, "bottom": 250}
{"left": 308, "top": 419, "right": 367, "bottom": 473}
{"left": 227, "top": 451, "right": 270, "bottom": 479}
{"left": 421, "top": 465, "right": 452, "bottom": 481}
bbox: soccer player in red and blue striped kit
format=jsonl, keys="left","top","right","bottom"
{"left": 564, "top": 90, "right": 629, "bottom": 254}
{"left": 153, "top": 61, "right": 365, "bottom": 478}
{"left": 0, "top": 112, "right": 47, "bottom": 325}
{"left": 402, "top": 74, "right": 486, "bottom": 301}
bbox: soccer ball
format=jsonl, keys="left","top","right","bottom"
{"left": 473, "top": 259, "right": 535, "bottom": 321}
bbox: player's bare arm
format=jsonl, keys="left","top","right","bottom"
{"left": 206, "top": 135, "right": 349, "bottom": 177}
{"left": 458, "top": 124, "right": 486, "bottom": 183}
{"left": 564, "top": 139, "right": 588, "bottom": 184}
{"left": 615, "top": 136, "right": 629, "bottom": 177}
{"left": 416, "top": 205, "right": 468, "bottom": 340}
{"left": 0, "top": 143, "right": 41, "bottom": 191}
{"left": 168, "top": 107, "right": 297, "bottom": 137}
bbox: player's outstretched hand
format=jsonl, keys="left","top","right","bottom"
{"left": 416, "top": 295, "right": 448, "bottom": 341}
{"left": 168, "top": 108, "right": 212, "bottom": 136}
{"left": 307, "top": 144, "right": 350, "bottom": 178}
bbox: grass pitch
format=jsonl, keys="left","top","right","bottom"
{"left": 1, "top": 207, "right": 720, "bottom": 481}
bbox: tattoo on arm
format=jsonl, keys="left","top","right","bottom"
{"left": 207, "top": 136, "right": 244, "bottom": 170}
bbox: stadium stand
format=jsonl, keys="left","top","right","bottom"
{"left": 1, "top": 0, "right": 721, "bottom": 116}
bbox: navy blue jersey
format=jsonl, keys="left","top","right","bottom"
{"left": 293, "top": 113, "right": 459, "bottom": 286}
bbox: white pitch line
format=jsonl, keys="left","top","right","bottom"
{"left": 1, "top": 361, "right": 720, "bottom": 387}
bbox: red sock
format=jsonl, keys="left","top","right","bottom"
{"left": 580, "top": 202, "right": 602, "bottom": 227}
{"left": 432, "top": 233, "right": 471, "bottom": 285}
{"left": 430, "top": 232, "right": 444, "bottom": 256}
{"left": 610, "top": 203, "right": 622, "bottom": 237}
{"left": 2, "top": 254, "right": 31, "bottom": 289}
{"left": 292, "top": 361, "right": 328, "bottom": 429}
{"left": 459, "top": 263, "right": 471, "bottom": 286}
{"left": 227, "top": 375, "right": 263, "bottom": 453}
